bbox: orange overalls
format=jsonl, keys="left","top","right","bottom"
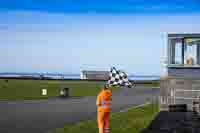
{"left": 96, "top": 89, "right": 112, "bottom": 133}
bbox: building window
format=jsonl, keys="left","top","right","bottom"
{"left": 184, "top": 38, "right": 200, "bottom": 65}
{"left": 169, "top": 37, "right": 200, "bottom": 66}
{"left": 169, "top": 38, "right": 184, "bottom": 65}
{"left": 175, "top": 41, "right": 182, "bottom": 64}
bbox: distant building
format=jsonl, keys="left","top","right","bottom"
{"left": 80, "top": 70, "right": 109, "bottom": 80}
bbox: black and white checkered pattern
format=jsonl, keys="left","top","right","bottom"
{"left": 107, "top": 67, "right": 132, "bottom": 87}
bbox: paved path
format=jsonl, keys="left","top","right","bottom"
{"left": 0, "top": 85, "right": 159, "bottom": 133}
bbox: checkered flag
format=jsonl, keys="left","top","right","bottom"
{"left": 107, "top": 67, "right": 132, "bottom": 87}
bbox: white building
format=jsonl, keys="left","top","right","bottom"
{"left": 80, "top": 70, "right": 109, "bottom": 80}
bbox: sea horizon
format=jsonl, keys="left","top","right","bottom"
{"left": 0, "top": 72, "right": 160, "bottom": 80}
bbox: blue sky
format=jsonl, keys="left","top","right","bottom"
{"left": 1, "top": 0, "right": 200, "bottom": 75}
{"left": 1, "top": 0, "right": 200, "bottom": 14}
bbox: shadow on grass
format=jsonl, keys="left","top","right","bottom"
{"left": 141, "top": 111, "right": 200, "bottom": 133}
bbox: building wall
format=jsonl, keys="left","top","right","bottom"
{"left": 80, "top": 71, "right": 87, "bottom": 79}
{"left": 160, "top": 78, "right": 200, "bottom": 111}
{"left": 168, "top": 68, "right": 200, "bottom": 78}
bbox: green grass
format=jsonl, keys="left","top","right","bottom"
{"left": 0, "top": 79, "right": 119, "bottom": 100}
{"left": 143, "top": 82, "right": 160, "bottom": 88}
{"left": 51, "top": 104, "right": 158, "bottom": 133}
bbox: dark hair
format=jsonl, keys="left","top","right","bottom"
{"left": 104, "top": 84, "right": 109, "bottom": 89}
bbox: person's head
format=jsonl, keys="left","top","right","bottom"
{"left": 186, "top": 56, "right": 194, "bottom": 65}
{"left": 103, "top": 84, "right": 109, "bottom": 90}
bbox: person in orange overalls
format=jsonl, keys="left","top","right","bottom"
{"left": 96, "top": 84, "right": 112, "bottom": 133}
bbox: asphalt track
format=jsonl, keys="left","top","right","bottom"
{"left": 0, "top": 85, "right": 160, "bottom": 133}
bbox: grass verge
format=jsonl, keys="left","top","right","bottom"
{"left": 0, "top": 79, "right": 119, "bottom": 100}
{"left": 51, "top": 103, "right": 159, "bottom": 133}
{"left": 143, "top": 82, "right": 160, "bottom": 88}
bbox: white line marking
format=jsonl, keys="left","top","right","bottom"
{"left": 119, "top": 102, "right": 151, "bottom": 113}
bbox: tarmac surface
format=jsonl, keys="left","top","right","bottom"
{"left": 0, "top": 85, "right": 159, "bottom": 133}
